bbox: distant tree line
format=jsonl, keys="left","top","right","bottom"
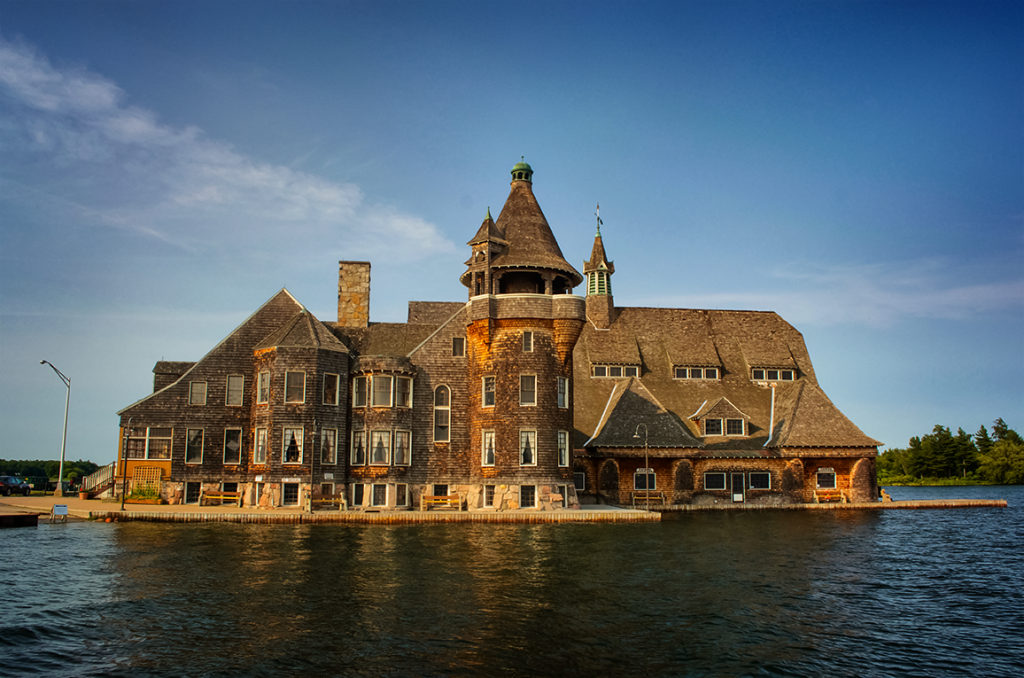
{"left": 878, "top": 418, "right": 1024, "bottom": 485}
{"left": 0, "top": 459, "right": 100, "bottom": 482}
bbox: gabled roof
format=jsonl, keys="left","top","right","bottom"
{"left": 768, "top": 381, "right": 882, "bottom": 448}
{"left": 467, "top": 208, "right": 506, "bottom": 246}
{"left": 690, "top": 397, "right": 753, "bottom": 421}
{"left": 585, "top": 377, "right": 703, "bottom": 449}
{"left": 583, "top": 232, "right": 614, "bottom": 275}
{"left": 255, "top": 309, "right": 348, "bottom": 352}
{"left": 490, "top": 179, "right": 583, "bottom": 285}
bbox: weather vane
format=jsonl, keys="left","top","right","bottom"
{"left": 595, "top": 203, "right": 603, "bottom": 235}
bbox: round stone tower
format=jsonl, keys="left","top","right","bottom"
{"left": 460, "top": 162, "right": 587, "bottom": 510}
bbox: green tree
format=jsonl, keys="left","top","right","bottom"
{"left": 976, "top": 439, "right": 1024, "bottom": 484}
{"left": 992, "top": 418, "right": 1023, "bottom": 445}
{"left": 975, "top": 425, "right": 994, "bottom": 456}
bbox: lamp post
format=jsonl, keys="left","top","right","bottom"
{"left": 633, "top": 423, "right": 650, "bottom": 511}
{"left": 40, "top": 360, "right": 71, "bottom": 497}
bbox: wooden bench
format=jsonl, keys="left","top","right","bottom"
{"left": 631, "top": 490, "right": 665, "bottom": 508}
{"left": 420, "top": 494, "right": 463, "bottom": 511}
{"left": 309, "top": 492, "right": 348, "bottom": 511}
{"left": 813, "top": 489, "right": 846, "bottom": 504}
{"left": 201, "top": 490, "right": 241, "bottom": 507}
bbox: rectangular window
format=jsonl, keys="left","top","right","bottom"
{"left": 226, "top": 375, "right": 244, "bottom": 406}
{"left": 519, "top": 430, "right": 537, "bottom": 466}
{"left": 634, "top": 469, "right": 656, "bottom": 490}
{"left": 816, "top": 470, "right": 837, "bottom": 489}
{"left": 520, "top": 375, "right": 536, "bottom": 406}
{"left": 623, "top": 366, "right": 638, "bottom": 377}
{"left": 185, "top": 482, "right": 201, "bottom": 504}
{"left": 749, "top": 472, "right": 771, "bottom": 490}
{"left": 394, "top": 430, "right": 411, "bottom": 466}
{"left": 704, "top": 419, "right": 723, "bottom": 436}
{"left": 353, "top": 376, "right": 367, "bottom": 407}
{"left": 369, "top": 430, "right": 391, "bottom": 465}
{"left": 396, "top": 484, "right": 408, "bottom": 507}
{"left": 257, "top": 371, "right": 270, "bottom": 404}
{"left": 484, "top": 485, "right": 495, "bottom": 508}
{"left": 557, "top": 430, "right": 569, "bottom": 467}
{"left": 351, "top": 430, "right": 366, "bottom": 465}
{"left": 557, "top": 484, "right": 569, "bottom": 508}
{"left": 186, "top": 429, "right": 204, "bottom": 464}
{"left": 372, "top": 484, "right": 387, "bottom": 507}
{"left": 752, "top": 369, "right": 766, "bottom": 380}
{"left": 574, "top": 472, "right": 586, "bottom": 491}
{"left": 520, "top": 485, "right": 536, "bottom": 508}
{"left": 396, "top": 377, "right": 412, "bottom": 408}
{"left": 282, "top": 483, "right": 299, "bottom": 506}
{"left": 523, "top": 331, "right": 533, "bottom": 352}
{"left": 254, "top": 428, "right": 267, "bottom": 464}
{"left": 609, "top": 366, "right": 622, "bottom": 377}
{"left": 189, "top": 381, "right": 207, "bottom": 406}
{"left": 767, "top": 369, "right": 780, "bottom": 381}
{"left": 726, "top": 419, "right": 745, "bottom": 436}
{"left": 372, "top": 375, "right": 393, "bottom": 407}
{"left": 780, "top": 370, "right": 795, "bottom": 381}
{"left": 352, "top": 484, "right": 364, "bottom": 507}
{"left": 223, "top": 429, "right": 242, "bottom": 464}
{"left": 320, "top": 482, "right": 335, "bottom": 496}
{"left": 222, "top": 482, "right": 238, "bottom": 493}
{"left": 592, "top": 365, "right": 607, "bottom": 377}
{"left": 433, "top": 484, "right": 448, "bottom": 496}
{"left": 285, "top": 372, "right": 305, "bottom": 403}
{"left": 321, "top": 428, "right": 337, "bottom": 465}
{"left": 283, "top": 427, "right": 303, "bottom": 464}
{"left": 704, "top": 472, "right": 727, "bottom": 490}
{"left": 452, "top": 337, "right": 465, "bottom": 357}
{"left": 705, "top": 367, "right": 719, "bottom": 379}
{"left": 482, "top": 429, "right": 496, "bottom": 466}
{"left": 126, "top": 427, "right": 172, "bottom": 460}
{"left": 323, "top": 373, "right": 340, "bottom": 405}
{"left": 557, "top": 377, "right": 568, "bottom": 408}
{"left": 482, "top": 376, "right": 496, "bottom": 407}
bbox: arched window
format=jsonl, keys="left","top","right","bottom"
{"left": 433, "top": 385, "right": 450, "bottom": 442}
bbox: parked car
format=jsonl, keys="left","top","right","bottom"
{"left": 1, "top": 476, "right": 32, "bottom": 496}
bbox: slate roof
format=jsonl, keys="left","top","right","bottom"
{"left": 490, "top": 179, "right": 584, "bottom": 285}
{"left": 574, "top": 306, "right": 878, "bottom": 453}
{"left": 256, "top": 310, "right": 349, "bottom": 352}
{"left": 585, "top": 377, "right": 703, "bottom": 451}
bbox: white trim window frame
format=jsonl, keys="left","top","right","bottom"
{"left": 573, "top": 472, "right": 586, "bottom": 491}
{"left": 396, "top": 376, "right": 413, "bottom": 408}
{"left": 752, "top": 368, "right": 796, "bottom": 382}
{"left": 257, "top": 371, "right": 270, "bottom": 404}
{"left": 519, "top": 429, "right": 537, "bottom": 466}
{"left": 726, "top": 419, "right": 745, "bottom": 436}
{"left": 369, "top": 430, "right": 391, "bottom": 466}
{"left": 433, "top": 386, "right": 450, "bottom": 442}
{"left": 353, "top": 376, "right": 368, "bottom": 408}
{"left": 557, "top": 377, "right": 568, "bottom": 408}
{"left": 557, "top": 484, "right": 569, "bottom": 509}
{"left": 749, "top": 472, "right": 771, "bottom": 490}
{"left": 393, "top": 430, "right": 411, "bottom": 466}
{"left": 254, "top": 427, "right": 268, "bottom": 464}
{"left": 321, "top": 428, "right": 337, "bottom": 465}
{"left": 189, "top": 381, "right": 207, "bottom": 406}
{"left": 323, "top": 373, "right": 340, "bottom": 406}
{"left": 396, "top": 483, "right": 409, "bottom": 507}
{"left": 592, "top": 365, "right": 638, "bottom": 378}
{"left": 226, "top": 375, "right": 244, "bottom": 406}
{"left": 372, "top": 375, "right": 393, "bottom": 408}
{"left": 482, "top": 376, "right": 496, "bottom": 408}
{"left": 282, "top": 427, "right": 304, "bottom": 464}
{"left": 350, "top": 429, "right": 366, "bottom": 466}
{"left": 371, "top": 483, "right": 388, "bottom": 507}
{"left": 351, "top": 483, "right": 365, "bottom": 508}
{"left": 557, "top": 430, "right": 569, "bottom": 467}
{"left": 482, "top": 429, "right": 496, "bottom": 467}
{"left": 185, "top": 429, "right": 204, "bottom": 464}
{"left": 452, "top": 336, "right": 465, "bottom": 357}
{"left": 704, "top": 418, "right": 723, "bottom": 436}
{"left": 284, "top": 372, "right": 306, "bottom": 404}
{"left": 223, "top": 428, "right": 242, "bottom": 465}
{"left": 520, "top": 374, "right": 537, "bottom": 407}
{"left": 704, "top": 472, "right": 727, "bottom": 491}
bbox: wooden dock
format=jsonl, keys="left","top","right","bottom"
{"left": 81, "top": 508, "right": 661, "bottom": 524}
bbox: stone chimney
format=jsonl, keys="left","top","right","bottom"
{"left": 338, "top": 261, "right": 370, "bottom": 328}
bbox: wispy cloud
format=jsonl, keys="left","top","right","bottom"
{"left": 0, "top": 37, "right": 454, "bottom": 260}
{"left": 653, "top": 259, "right": 1024, "bottom": 327}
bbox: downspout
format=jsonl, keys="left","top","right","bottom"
{"left": 764, "top": 385, "right": 775, "bottom": 448}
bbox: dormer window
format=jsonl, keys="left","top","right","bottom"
{"left": 751, "top": 368, "right": 795, "bottom": 382}
{"left": 592, "top": 364, "right": 639, "bottom": 378}
{"left": 675, "top": 366, "right": 719, "bottom": 380}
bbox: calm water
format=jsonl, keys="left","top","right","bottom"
{"left": 3, "top": 486, "right": 1022, "bottom": 678}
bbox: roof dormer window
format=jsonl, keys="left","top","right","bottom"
{"left": 592, "top": 364, "right": 639, "bottom": 378}
{"left": 675, "top": 366, "right": 719, "bottom": 380}
{"left": 751, "top": 368, "right": 795, "bottom": 382}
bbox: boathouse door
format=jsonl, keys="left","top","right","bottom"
{"left": 731, "top": 473, "right": 745, "bottom": 503}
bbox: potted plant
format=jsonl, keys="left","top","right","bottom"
{"left": 79, "top": 489, "right": 90, "bottom": 500}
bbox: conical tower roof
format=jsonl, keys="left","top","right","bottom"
{"left": 490, "top": 164, "right": 583, "bottom": 286}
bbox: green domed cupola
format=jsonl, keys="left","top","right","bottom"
{"left": 510, "top": 158, "right": 533, "bottom": 182}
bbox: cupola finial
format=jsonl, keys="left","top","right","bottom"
{"left": 510, "top": 157, "right": 533, "bottom": 182}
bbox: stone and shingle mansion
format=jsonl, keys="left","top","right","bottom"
{"left": 118, "top": 161, "right": 880, "bottom": 510}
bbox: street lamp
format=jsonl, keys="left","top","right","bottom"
{"left": 633, "top": 423, "right": 650, "bottom": 511}
{"left": 40, "top": 360, "right": 71, "bottom": 497}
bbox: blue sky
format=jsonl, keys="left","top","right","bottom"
{"left": 2, "top": 0, "right": 1021, "bottom": 467}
